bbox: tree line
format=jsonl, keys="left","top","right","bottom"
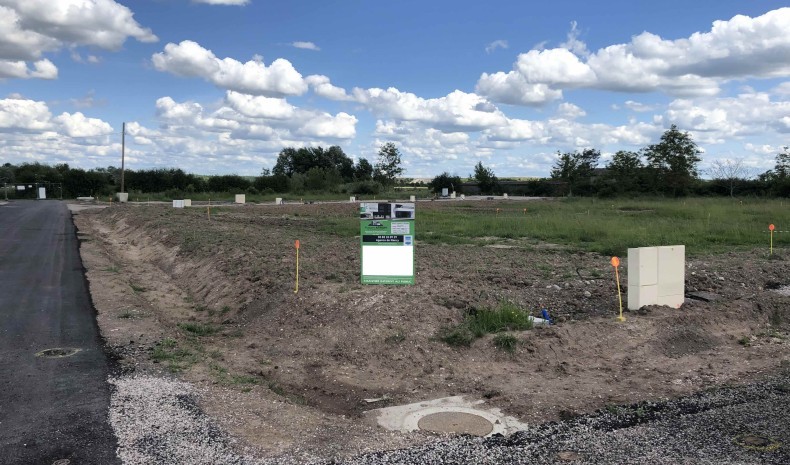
{"left": 0, "top": 143, "right": 405, "bottom": 199}
{"left": 429, "top": 125, "right": 790, "bottom": 198}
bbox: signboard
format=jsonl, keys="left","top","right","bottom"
{"left": 38, "top": 187, "right": 46, "bottom": 199}
{"left": 360, "top": 202, "right": 415, "bottom": 285}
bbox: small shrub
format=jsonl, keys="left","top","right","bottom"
{"left": 130, "top": 283, "right": 146, "bottom": 293}
{"left": 493, "top": 334, "right": 518, "bottom": 353}
{"left": 118, "top": 311, "right": 134, "bottom": 319}
{"left": 178, "top": 322, "right": 218, "bottom": 336}
{"left": 738, "top": 335, "right": 752, "bottom": 347}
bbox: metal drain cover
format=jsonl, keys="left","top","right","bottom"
{"left": 734, "top": 434, "right": 781, "bottom": 452}
{"left": 36, "top": 348, "right": 81, "bottom": 358}
{"left": 417, "top": 411, "right": 494, "bottom": 436}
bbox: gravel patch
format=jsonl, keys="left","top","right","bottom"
{"left": 110, "top": 369, "right": 789, "bottom": 464}
{"left": 109, "top": 376, "right": 259, "bottom": 465}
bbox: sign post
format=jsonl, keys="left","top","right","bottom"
{"left": 769, "top": 224, "right": 775, "bottom": 255}
{"left": 294, "top": 240, "right": 300, "bottom": 293}
{"left": 360, "top": 202, "right": 415, "bottom": 284}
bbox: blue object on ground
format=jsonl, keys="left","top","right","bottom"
{"left": 541, "top": 309, "right": 553, "bottom": 324}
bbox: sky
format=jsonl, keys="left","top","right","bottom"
{"left": 1, "top": 0, "right": 789, "bottom": 179}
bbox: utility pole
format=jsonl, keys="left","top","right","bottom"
{"left": 121, "top": 122, "right": 126, "bottom": 194}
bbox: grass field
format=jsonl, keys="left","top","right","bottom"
{"left": 323, "top": 197, "right": 790, "bottom": 256}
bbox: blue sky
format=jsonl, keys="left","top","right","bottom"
{"left": 1, "top": 0, "right": 789, "bottom": 178}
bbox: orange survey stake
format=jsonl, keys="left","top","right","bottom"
{"left": 611, "top": 256, "right": 624, "bottom": 322}
{"left": 294, "top": 240, "right": 300, "bottom": 293}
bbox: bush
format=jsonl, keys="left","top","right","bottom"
{"left": 350, "top": 181, "right": 382, "bottom": 195}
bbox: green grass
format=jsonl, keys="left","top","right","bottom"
{"left": 493, "top": 334, "right": 518, "bottom": 353}
{"left": 440, "top": 301, "right": 534, "bottom": 347}
{"left": 177, "top": 322, "right": 218, "bottom": 336}
{"left": 118, "top": 310, "right": 134, "bottom": 319}
{"left": 150, "top": 338, "right": 198, "bottom": 372}
{"left": 320, "top": 197, "right": 790, "bottom": 256}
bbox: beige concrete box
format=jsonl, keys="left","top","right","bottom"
{"left": 235, "top": 194, "right": 245, "bottom": 204}
{"left": 183, "top": 199, "right": 192, "bottom": 207}
{"left": 627, "top": 245, "right": 685, "bottom": 310}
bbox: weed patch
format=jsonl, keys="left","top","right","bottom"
{"left": 493, "top": 334, "right": 518, "bottom": 352}
{"left": 150, "top": 338, "right": 198, "bottom": 373}
{"left": 440, "top": 301, "right": 534, "bottom": 348}
{"left": 178, "top": 322, "right": 218, "bottom": 336}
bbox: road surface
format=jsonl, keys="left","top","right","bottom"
{"left": 0, "top": 200, "right": 119, "bottom": 464}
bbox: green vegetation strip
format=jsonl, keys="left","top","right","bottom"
{"left": 440, "top": 301, "right": 533, "bottom": 348}
{"left": 324, "top": 197, "right": 790, "bottom": 255}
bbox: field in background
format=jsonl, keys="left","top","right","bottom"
{"left": 317, "top": 197, "right": 790, "bottom": 256}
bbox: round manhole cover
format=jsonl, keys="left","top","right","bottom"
{"left": 36, "top": 348, "right": 81, "bottom": 358}
{"left": 52, "top": 460, "right": 71, "bottom": 465}
{"left": 417, "top": 412, "right": 494, "bottom": 436}
{"left": 733, "top": 434, "right": 781, "bottom": 452}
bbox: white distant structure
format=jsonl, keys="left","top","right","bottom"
{"left": 173, "top": 200, "right": 185, "bottom": 208}
{"left": 38, "top": 187, "right": 46, "bottom": 199}
{"left": 235, "top": 194, "right": 246, "bottom": 204}
{"left": 628, "top": 245, "right": 685, "bottom": 310}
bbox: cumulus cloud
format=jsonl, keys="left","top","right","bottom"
{"left": 663, "top": 91, "right": 790, "bottom": 142}
{"left": 0, "top": 0, "right": 156, "bottom": 80}
{"left": 477, "top": 8, "right": 790, "bottom": 105}
{"left": 305, "top": 75, "right": 352, "bottom": 101}
{"left": 292, "top": 41, "right": 320, "bottom": 51}
{"left": 54, "top": 112, "right": 113, "bottom": 137}
{"left": 485, "top": 40, "right": 508, "bottom": 54}
{"left": 351, "top": 87, "right": 508, "bottom": 132}
{"left": 152, "top": 41, "right": 308, "bottom": 97}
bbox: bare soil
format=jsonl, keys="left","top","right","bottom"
{"left": 72, "top": 201, "right": 790, "bottom": 462}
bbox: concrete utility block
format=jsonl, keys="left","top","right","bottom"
{"left": 116, "top": 192, "right": 128, "bottom": 203}
{"left": 460, "top": 194, "right": 465, "bottom": 200}
{"left": 350, "top": 196, "right": 356, "bottom": 202}
{"left": 627, "top": 245, "right": 685, "bottom": 310}
{"left": 503, "top": 193, "right": 508, "bottom": 199}
{"left": 450, "top": 192, "right": 456, "bottom": 199}
{"left": 235, "top": 194, "right": 245, "bottom": 204}
{"left": 275, "top": 197, "right": 283, "bottom": 205}
{"left": 172, "top": 200, "right": 184, "bottom": 208}
{"left": 410, "top": 195, "right": 416, "bottom": 202}
{"left": 183, "top": 199, "right": 192, "bottom": 207}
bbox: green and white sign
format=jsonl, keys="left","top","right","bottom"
{"left": 360, "top": 202, "right": 415, "bottom": 285}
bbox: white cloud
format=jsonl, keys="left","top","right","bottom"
{"left": 152, "top": 40, "right": 308, "bottom": 97}
{"left": 352, "top": 87, "right": 508, "bottom": 131}
{"left": 0, "top": 0, "right": 155, "bottom": 80}
{"left": 54, "top": 112, "right": 113, "bottom": 137}
{"left": 623, "top": 100, "right": 658, "bottom": 112}
{"left": 478, "top": 8, "right": 790, "bottom": 105}
{"left": 0, "top": 58, "right": 55, "bottom": 79}
{"left": 557, "top": 102, "right": 586, "bottom": 119}
{"left": 305, "top": 75, "right": 352, "bottom": 101}
{"left": 292, "top": 41, "right": 320, "bottom": 51}
{"left": 664, "top": 91, "right": 790, "bottom": 142}
{"left": 0, "top": 96, "right": 52, "bottom": 131}
{"left": 485, "top": 39, "right": 508, "bottom": 54}
{"left": 224, "top": 91, "right": 295, "bottom": 119}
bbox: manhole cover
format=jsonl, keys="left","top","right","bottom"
{"left": 417, "top": 411, "right": 494, "bottom": 436}
{"left": 36, "top": 348, "right": 81, "bottom": 358}
{"left": 734, "top": 434, "right": 781, "bottom": 452}
{"left": 52, "top": 460, "right": 71, "bottom": 465}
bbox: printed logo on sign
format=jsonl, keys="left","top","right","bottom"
{"left": 404, "top": 235, "right": 413, "bottom": 246}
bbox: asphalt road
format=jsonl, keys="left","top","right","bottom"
{"left": 0, "top": 201, "right": 119, "bottom": 464}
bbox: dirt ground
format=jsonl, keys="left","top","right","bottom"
{"left": 72, "top": 201, "right": 790, "bottom": 463}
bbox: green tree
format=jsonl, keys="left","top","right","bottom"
{"left": 373, "top": 142, "right": 403, "bottom": 186}
{"left": 472, "top": 161, "right": 499, "bottom": 194}
{"left": 644, "top": 125, "right": 702, "bottom": 196}
{"left": 774, "top": 146, "right": 790, "bottom": 179}
{"left": 354, "top": 158, "right": 373, "bottom": 181}
{"left": 550, "top": 148, "right": 600, "bottom": 196}
{"left": 605, "top": 150, "right": 643, "bottom": 194}
{"left": 428, "top": 172, "right": 463, "bottom": 194}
